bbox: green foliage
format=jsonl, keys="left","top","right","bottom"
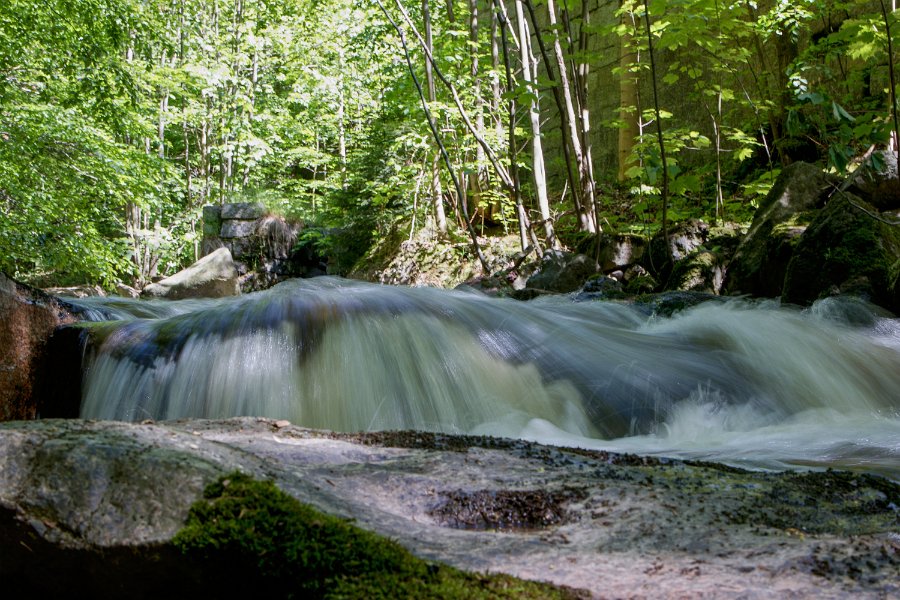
{"left": 173, "top": 472, "right": 582, "bottom": 599}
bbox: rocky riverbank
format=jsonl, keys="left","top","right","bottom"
{"left": 2, "top": 418, "right": 897, "bottom": 598}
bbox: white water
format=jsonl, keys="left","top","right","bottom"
{"left": 72, "top": 278, "right": 900, "bottom": 479}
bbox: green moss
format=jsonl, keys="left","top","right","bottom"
{"left": 174, "top": 473, "right": 585, "bottom": 599}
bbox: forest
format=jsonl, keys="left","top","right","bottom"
{"left": 1, "top": 0, "right": 898, "bottom": 288}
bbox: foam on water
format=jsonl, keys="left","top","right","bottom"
{"left": 71, "top": 278, "right": 900, "bottom": 478}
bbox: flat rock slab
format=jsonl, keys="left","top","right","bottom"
{"left": 1, "top": 418, "right": 898, "bottom": 598}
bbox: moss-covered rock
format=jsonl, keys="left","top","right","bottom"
{"left": 641, "top": 219, "right": 710, "bottom": 285}
{"left": 726, "top": 162, "right": 835, "bottom": 298}
{"left": 782, "top": 193, "right": 900, "bottom": 310}
{"left": 174, "top": 473, "right": 584, "bottom": 599}
{"left": 525, "top": 251, "right": 599, "bottom": 293}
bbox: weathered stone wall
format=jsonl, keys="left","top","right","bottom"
{"left": 200, "top": 202, "right": 267, "bottom": 272}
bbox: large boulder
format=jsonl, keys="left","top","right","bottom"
{"left": 141, "top": 248, "right": 240, "bottom": 300}
{"left": 593, "top": 233, "right": 648, "bottom": 272}
{"left": 847, "top": 151, "right": 900, "bottom": 211}
{"left": 0, "top": 274, "right": 74, "bottom": 420}
{"left": 641, "top": 219, "right": 710, "bottom": 285}
{"left": 1, "top": 418, "right": 898, "bottom": 598}
{"left": 526, "top": 250, "right": 599, "bottom": 293}
{"left": 726, "top": 162, "right": 835, "bottom": 297}
{"left": 782, "top": 193, "right": 900, "bottom": 310}
{"left": 667, "top": 224, "right": 743, "bottom": 294}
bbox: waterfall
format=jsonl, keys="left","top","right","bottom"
{"left": 70, "top": 278, "right": 900, "bottom": 478}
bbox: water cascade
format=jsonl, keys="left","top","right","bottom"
{"left": 70, "top": 278, "right": 900, "bottom": 479}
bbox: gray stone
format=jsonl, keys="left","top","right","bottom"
{"left": 141, "top": 248, "right": 240, "bottom": 300}
{"left": 220, "top": 202, "right": 265, "bottom": 220}
{"left": 219, "top": 219, "right": 257, "bottom": 239}
{"left": 200, "top": 237, "right": 225, "bottom": 257}
{"left": 526, "top": 251, "right": 599, "bottom": 293}
{"left": 848, "top": 151, "right": 900, "bottom": 210}
{"left": 202, "top": 204, "right": 222, "bottom": 222}
{"left": 782, "top": 193, "right": 900, "bottom": 310}
{"left": 1, "top": 418, "right": 897, "bottom": 598}
{"left": 726, "top": 162, "right": 835, "bottom": 297}
{"left": 595, "top": 233, "right": 648, "bottom": 271}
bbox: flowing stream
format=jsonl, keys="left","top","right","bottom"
{"left": 70, "top": 278, "right": 900, "bottom": 479}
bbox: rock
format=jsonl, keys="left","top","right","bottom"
{"left": 633, "top": 290, "right": 724, "bottom": 317}
{"left": 219, "top": 219, "right": 257, "bottom": 240}
{"left": 573, "top": 275, "right": 625, "bottom": 302}
{"left": 0, "top": 273, "right": 75, "bottom": 420}
{"left": 668, "top": 250, "right": 725, "bottom": 293}
{"left": 1, "top": 418, "right": 898, "bottom": 598}
{"left": 594, "top": 233, "right": 648, "bottom": 272}
{"left": 201, "top": 205, "right": 222, "bottom": 236}
{"left": 526, "top": 251, "right": 599, "bottom": 293}
{"left": 42, "top": 285, "right": 105, "bottom": 298}
{"left": 622, "top": 265, "right": 657, "bottom": 294}
{"left": 847, "top": 151, "right": 900, "bottom": 210}
{"left": 220, "top": 202, "right": 266, "bottom": 220}
{"left": 726, "top": 162, "right": 835, "bottom": 297}
{"left": 114, "top": 283, "right": 140, "bottom": 299}
{"left": 642, "top": 219, "right": 710, "bottom": 284}
{"left": 782, "top": 193, "right": 900, "bottom": 310}
{"left": 141, "top": 248, "right": 240, "bottom": 300}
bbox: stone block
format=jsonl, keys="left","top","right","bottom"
{"left": 220, "top": 219, "right": 257, "bottom": 239}
{"left": 221, "top": 202, "right": 266, "bottom": 220}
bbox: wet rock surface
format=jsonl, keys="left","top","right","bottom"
{"left": 0, "top": 273, "right": 75, "bottom": 420}
{"left": 1, "top": 418, "right": 897, "bottom": 598}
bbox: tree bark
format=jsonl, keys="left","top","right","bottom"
{"left": 423, "top": 0, "right": 448, "bottom": 235}
{"left": 515, "top": 0, "right": 556, "bottom": 248}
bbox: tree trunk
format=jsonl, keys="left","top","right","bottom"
{"left": 617, "top": 10, "right": 639, "bottom": 181}
{"left": 515, "top": 0, "right": 556, "bottom": 248}
{"left": 550, "top": 0, "right": 596, "bottom": 233}
{"left": 468, "top": 0, "right": 486, "bottom": 221}
{"left": 423, "top": 0, "right": 448, "bottom": 236}
{"left": 494, "top": 0, "right": 529, "bottom": 252}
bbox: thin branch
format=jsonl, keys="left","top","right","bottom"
{"left": 373, "top": 0, "right": 490, "bottom": 272}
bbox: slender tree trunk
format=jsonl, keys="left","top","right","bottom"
{"left": 880, "top": 0, "right": 900, "bottom": 160}
{"left": 376, "top": 0, "right": 490, "bottom": 271}
{"left": 522, "top": 0, "right": 578, "bottom": 244}
{"left": 242, "top": 47, "right": 258, "bottom": 188}
{"left": 515, "top": 0, "right": 556, "bottom": 248}
{"left": 550, "top": 0, "right": 596, "bottom": 233}
{"left": 575, "top": 0, "right": 597, "bottom": 233}
{"left": 494, "top": 0, "right": 532, "bottom": 252}
{"left": 642, "top": 0, "right": 671, "bottom": 262}
{"left": 468, "top": 0, "right": 486, "bottom": 220}
{"left": 423, "top": 0, "right": 448, "bottom": 235}
{"left": 617, "top": 16, "right": 639, "bottom": 181}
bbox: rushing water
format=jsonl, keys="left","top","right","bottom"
{"left": 70, "top": 278, "right": 900, "bottom": 479}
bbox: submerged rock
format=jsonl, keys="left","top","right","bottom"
{"left": 1, "top": 418, "right": 897, "bottom": 598}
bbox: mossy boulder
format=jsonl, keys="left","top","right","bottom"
{"left": 726, "top": 162, "right": 835, "bottom": 297}
{"left": 782, "top": 194, "right": 900, "bottom": 310}
{"left": 175, "top": 473, "right": 582, "bottom": 599}
{"left": 525, "top": 250, "right": 599, "bottom": 293}
{"left": 592, "top": 233, "right": 648, "bottom": 272}
{"left": 668, "top": 250, "right": 723, "bottom": 293}
{"left": 641, "top": 219, "right": 710, "bottom": 285}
